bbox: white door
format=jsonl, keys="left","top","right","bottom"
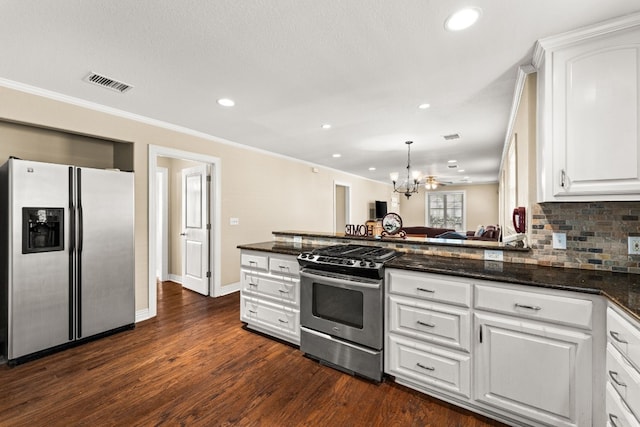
{"left": 181, "top": 164, "right": 209, "bottom": 295}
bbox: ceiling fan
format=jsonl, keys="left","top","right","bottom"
{"left": 423, "top": 175, "right": 453, "bottom": 190}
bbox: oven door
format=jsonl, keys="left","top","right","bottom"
{"left": 300, "top": 268, "right": 383, "bottom": 350}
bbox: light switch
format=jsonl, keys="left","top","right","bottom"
{"left": 552, "top": 232, "right": 566, "bottom": 250}
{"left": 230, "top": 217, "right": 239, "bottom": 226}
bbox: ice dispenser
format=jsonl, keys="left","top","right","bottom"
{"left": 22, "top": 207, "right": 64, "bottom": 253}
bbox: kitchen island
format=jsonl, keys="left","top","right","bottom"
{"left": 238, "top": 234, "right": 640, "bottom": 427}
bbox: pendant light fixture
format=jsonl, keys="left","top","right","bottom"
{"left": 390, "top": 141, "right": 421, "bottom": 199}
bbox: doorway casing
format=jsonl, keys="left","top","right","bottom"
{"left": 147, "top": 145, "right": 222, "bottom": 320}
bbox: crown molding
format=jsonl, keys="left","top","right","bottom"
{"left": 539, "top": 11, "right": 640, "bottom": 52}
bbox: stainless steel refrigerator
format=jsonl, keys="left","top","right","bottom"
{"left": 0, "top": 158, "right": 135, "bottom": 363}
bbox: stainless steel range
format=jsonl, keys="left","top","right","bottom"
{"left": 297, "top": 244, "right": 397, "bottom": 382}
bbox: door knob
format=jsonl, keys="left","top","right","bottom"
{"left": 180, "top": 232, "right": 186, "bottom": 236}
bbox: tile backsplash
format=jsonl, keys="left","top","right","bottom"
{"left": 531, "top": 202, "right": 640, "bottom": 274}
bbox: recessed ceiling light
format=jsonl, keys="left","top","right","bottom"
{"left": 418, "top": 103, "right": 430, "bottom": 110}
{"left": 332, "top": 153, "right": 341, "bottom": 158}
{"left": 448, "top": 159, "right": 457, "bottom": 163}
{"left": 217, "top": 98, "right": 235, "bottom": 107}
{"left": 321, "top": 124, "right": 332, "bottom": 129}
{"left": 458, "top": 169, "right": 465, "bottom": 172}
{"left": 464, "top": 176, "right": 469, "bottom": 179}
{"left": 445, "top": 7, "right": 482, "bottom": 31}
{"left": 368, "top": 167, "right": 376, "bottom": 171}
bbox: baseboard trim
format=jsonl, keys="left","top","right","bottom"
{"left": 135, "top": 308, "right": 152, "bottom": 323}
{"left": 168, "top": 274, "right": 183, "bottom": 284}
{"left": 216, "top": 281, "right": 240, "bottom": 297}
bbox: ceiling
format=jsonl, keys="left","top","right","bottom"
{"left": 1, "top": 1, "right": 639, "bottom": 185}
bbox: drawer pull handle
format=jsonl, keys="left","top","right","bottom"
{"left": 278, "top": 318, "right": 289, "bottom": 324}
{"left": 416, "top": 363, "right": 435, "bottom": 371}
{"left": 248, "top": 309, "right": 257, "bottom": 314}
{"left": 278, "top": 265, "right": 289, "bottom": 270}
{"left": 609, "top": 414, "right": 620, "bottom": 427}
{"left": 610, "top": 331, "right": 628, "bottom": 344}
{"left": 609, "top": 370, "right": 627, "bottom": 387}
{"left": 417, "top": 287, "right": 435, "bottom": 293}
{"left": 278, "top": 289, "right": 289, "bottom": 293}
{"left": 248, "top": 281, "right": 258, "bottom": 287}
{"left": 417, "top": 320, "right": 435, "bottom": 328}
{"left": 514, "top": 303, "right": 541, "bottom": 311}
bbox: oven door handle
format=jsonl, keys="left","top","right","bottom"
{"left": 300, "top": 270, "right": 381, "bottom": 289}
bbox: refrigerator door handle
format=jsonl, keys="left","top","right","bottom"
{"left": 68, "top": 166, "right": 75, "bottom": 341}
{"left": 77, "top": 168, "right": 83, "bottom": 338}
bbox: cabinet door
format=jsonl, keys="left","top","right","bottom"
{"left": 474, "top": 313, "right": 592, "bottom": 427}
{"left": 551, "top": 29, "right": 640, "bottom": 198}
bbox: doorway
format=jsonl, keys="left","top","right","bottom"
{"left": 334, "top": 181, "right": 351, "bottom": 233}
{"left": 148, "top": 145, "right": 222, "bottom": 319}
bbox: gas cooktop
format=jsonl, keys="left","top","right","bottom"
{"left": 297, "top": 244, "right": 398, "bottom": 279}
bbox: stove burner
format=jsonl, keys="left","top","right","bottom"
{"left": 311, "top": 244, "right": 396, "bottom": 261}
{"left": 297, "top": 244, "right": 397, "bottom": 279}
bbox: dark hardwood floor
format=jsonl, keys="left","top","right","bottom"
{"left": 0, "top": 281, "right": 508, "bottom": 426}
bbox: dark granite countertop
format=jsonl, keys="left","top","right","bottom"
{"left": 237, "top": 241, "right": 640, "bottom": 321}
{"left": 272, "top": 230, "right": 530, "bottom": 252}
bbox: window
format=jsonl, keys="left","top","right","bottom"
{"left": 426, "top": 191, "right": 465, "bottom": 231}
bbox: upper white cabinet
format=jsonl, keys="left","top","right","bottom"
{"left": 535, "top": 14, "right": 640, "bottom": 201}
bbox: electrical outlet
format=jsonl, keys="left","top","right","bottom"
{"left": 552, "top": 232, "right": 566, "bottom": 250}
{"left": 230, "top": 217, "right": 239, "bottom": 226}
{"left": 629, "top": 236, "right": 640, "bottom": 255}
{"left": 484, "top": 250, "right": 503, "bottom": 262}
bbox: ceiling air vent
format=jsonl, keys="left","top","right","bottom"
{"left": 443, "top": 133, "right": 460, "bottom": 141}
{"left": 83, "top": 72, "right": 133, "bottom": 93}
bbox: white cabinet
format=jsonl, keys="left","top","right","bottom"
{"left": 385, "top": 268, "right": 599, "bottom": 427}
{"left": 239, "top": 250, "right": 300, "bottom": 345}
{"left": 474, "top": 312, "right": 592, "bottom": 427}
{"left": 473, "top": 284, "right": 595, "bottom": 427}
{"left": 385, "top": 269, "right": 473, "bottom": 401}
{"left": 607, "top": 304, "right": 640, "bottom": 425}
{"left": 536, "top": 16, "right": 640, "bottom": 201}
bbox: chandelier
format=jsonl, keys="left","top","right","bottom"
{"left": 390, "top": 141, "right": 421, "bottom": 199}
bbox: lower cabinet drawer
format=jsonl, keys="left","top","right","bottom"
{"left": 387, "top": 269, "right": 471, "bottom": 307}
{"left": 386, "top": 334, "right": 470, "bottom": 398}
{"left": 474, "top": 284, "right": 593, "bottom": 330}
{"left": 240, "top": 296, "right": 300, "bottom": 340}
{"left": 607, "top": 343, "right": 640, "bottom": 419}
{"left": 269, "top": 256, "right": 300, "bottom": 276}
{"left": 240, "top": 252, "right": 269, "bottom": 271}
{"left": 606, "top": 382, "right": 640, "bottom": 427}
{"left": 388, "top": 295, "right": 470, "bottom": 352}
{"left": 241, "top": 270, "right": 299, "bottom": 306}
{"left": 608, "top": 306, "right": 640, "bottom": 372}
